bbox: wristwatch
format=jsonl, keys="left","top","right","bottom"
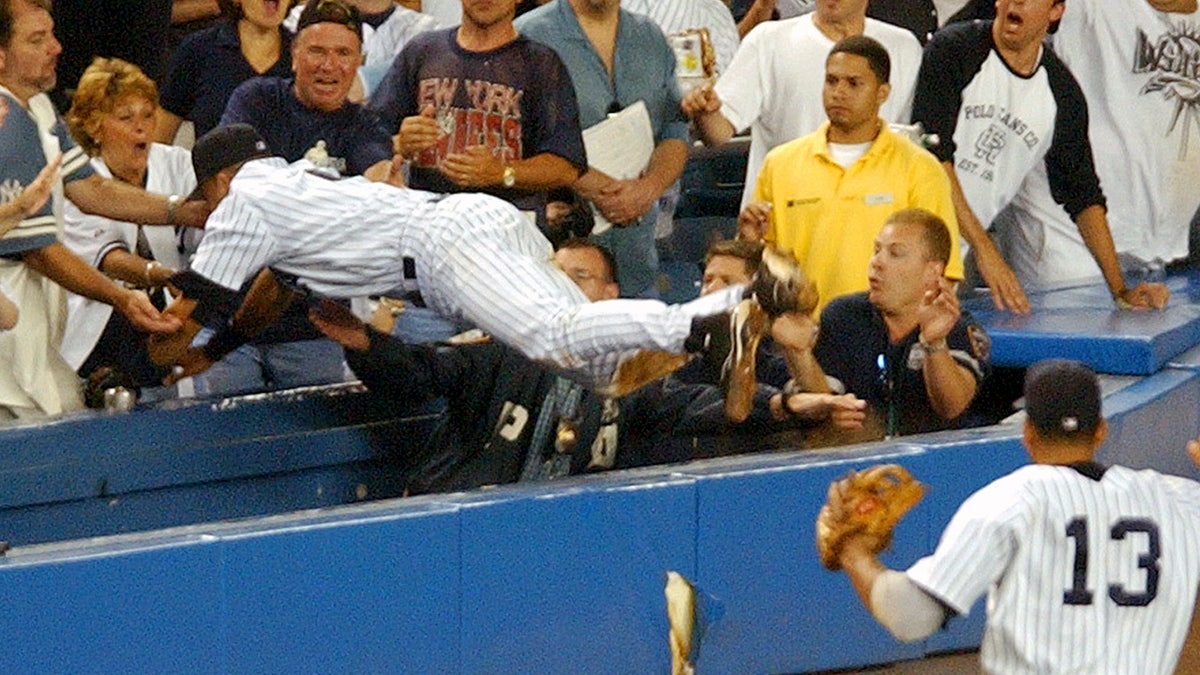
{"left": 502, "top": 165, "right": 516, "bottom": 188}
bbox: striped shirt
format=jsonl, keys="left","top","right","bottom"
{"left": 908, "top": 463, "right": 1200, "bottom": 674}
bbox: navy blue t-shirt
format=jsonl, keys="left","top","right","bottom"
{"left": 368, "top": 28, "right": 586, "bottom": 222}
{"left": 813, "top": 293, "right": 991, "bottom": 436}
{"left": 220, "top": 77, "right": 392, "bottom": 176}
{"left": 160, "top": 21, "right": 293, "bottom": 138}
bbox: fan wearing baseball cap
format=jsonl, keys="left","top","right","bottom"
{"left": 219, "top": 0, "right": 394, "bottom": 178}
{"left": 830, "top": 358, "right": 1200, "bottom": 673}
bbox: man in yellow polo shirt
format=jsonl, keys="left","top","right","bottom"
{"left": 738, "top": 35, "right": 961, "bottom": 315}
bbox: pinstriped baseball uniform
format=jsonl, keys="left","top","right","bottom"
{"left": 189, "top": 157, "right": 742, "bottom": 386}
{"left": 907, "top": 463, "right": 1200, "bottom": 674}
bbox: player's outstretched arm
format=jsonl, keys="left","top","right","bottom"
{"left": 841, "top": 536, "right": 947, "bottom": 643}
{"left": 164, "top": 269, "right": 296, "bottom": 384}
{"left": 1174, "top": 585, "right": 1200, "bottom": 674}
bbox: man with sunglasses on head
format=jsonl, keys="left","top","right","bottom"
{"left": 222, "top": 0, "right": 393, "bottom": 178}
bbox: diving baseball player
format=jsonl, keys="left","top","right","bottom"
{"left": 824, "top": 359, "right": 1200, "bottom": 673}
{"left": 165, "top": 124, "right": 788, "bottom": 392}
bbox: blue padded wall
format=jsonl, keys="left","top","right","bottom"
{"left": 964, "top": 274, "right": 1200, "bottom": 374}
{"left": 453, "top": 475, "right": 696, "bottom": 674}
{"left": 220, "top": 502, "right": 462, "bottom": 674}
{"left": 0, "top": 537, "right": 224, "bottom": 674}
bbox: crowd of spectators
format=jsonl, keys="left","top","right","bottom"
{"left": 0, "top": 0, "right": 1196, "bottom": 494}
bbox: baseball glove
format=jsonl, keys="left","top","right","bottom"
{"left": 815, "top": 464, "right": 925, "bottom": 571}
{"left": 751, "top": 246, "right": 819, "bottom": 318}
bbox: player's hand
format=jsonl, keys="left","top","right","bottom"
{"left": 442, "top": 146, "right": 504, "bottom": 189}
{"left": 680, "top": 82, "right": 721, "bottom": 118}
{"left": 1188, "top": 436, "right": 1200, "bottom": 469}
{"left": 174, "top": 199, "right": 211, "bottom": 228}
{"left": 164, "top": 347, "right": 214, "bottom": 385}
{"left": 590, "top": 176, "right": 659, "bottom": 225}
{"left": 737, "top": 201, "right": 772, "bottom": 242}
{"left": 308, "top": 298, "right": 370, "bottom": 352}
{"left": 917, "top": 278, "right": 960, "bottom": 345}
{"left": 1116, "top": 282, "right": 1169, "bottom": 310}
{"left": 116, "top": 289, "right": 182, "bottom": 334}
{"left": 974, "top": 245, "right": 1030, "bottom": 313}
{"left": 397, "top": 105, "right": 441, "bottom": 158}
{"left": 770, "top": 311, "right": 818, "bottom": 352}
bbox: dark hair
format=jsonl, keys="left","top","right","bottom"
{"left": 0, "top": 0, "right": 51, "bottom": 48}
{"left": 557, "top": 237, "right": 618, "bottom": 284}
{"left": 705, "top": 239, "right": 762, "bottom": 278}
{"left": 217, "top": 0, "right": 295, "bottom": 22}
{"left": 297, "top": 0, "right": 362, "bottom": 42}
{"left": 886, "top": 208, "right": 951, "bottom": 266}
{"left": 828, "top": 35, "right": 891, "bottom": 84}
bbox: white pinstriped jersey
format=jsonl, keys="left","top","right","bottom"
{"left": 907, "top": 463, "right": 1200, "bottom": 674}
{"left": 189, "top": 158, "right": 743, "bottom": 385}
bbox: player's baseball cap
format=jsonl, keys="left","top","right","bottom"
{"left": 189, "top": 123, "right": 272, "bottom": 198}
{"left": 1024, "top": 359, "right": 1102, "bottom": 437}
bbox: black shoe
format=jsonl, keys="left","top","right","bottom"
{"left": 749, "top": 247, "right": 818, "bottom": 318}
{"left": 685, "top": 311, "right": 732, "bottom": 383}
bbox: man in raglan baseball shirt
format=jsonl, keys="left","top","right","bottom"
{"left": 911, "top": 0, "right": 1168, "bottom": 312}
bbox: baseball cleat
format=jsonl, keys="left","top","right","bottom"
{"left": 749, "top": 247, "right": 818, "bottom": 318}
{"left": 722, "top": 299, "right": 769, "bottom": 423}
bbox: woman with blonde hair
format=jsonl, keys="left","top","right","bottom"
{"left": 62, "top": 57, "right": 199, "bottom": 401}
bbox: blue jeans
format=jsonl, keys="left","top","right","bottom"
{"left": 191, "top": 328, "right": 349, "bottom": 397}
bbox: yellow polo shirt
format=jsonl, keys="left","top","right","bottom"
{"left": 756, "top": 122, "right": 961, "bottom": 314}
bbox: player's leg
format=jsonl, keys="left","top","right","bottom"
{"left": 417, "top": 211, "right": 744, "bottom": 384}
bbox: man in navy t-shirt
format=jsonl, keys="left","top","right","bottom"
{"left": 368, "top": 0, "right": 587, "bottom": 230}
{"left": 221, "top": 0, "right": 392, "bottom": 177}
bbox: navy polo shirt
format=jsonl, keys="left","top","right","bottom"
{"left": 160, "top": 21, "right": 293, "bottom": 138}
{"left": 221, "top": 77, "right": 392, "bottom": 176}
